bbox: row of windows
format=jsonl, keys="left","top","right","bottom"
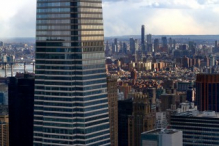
{"left": 34, "top": 114, "right": 108, "bottom": 124}
{"left": 37, "top": 2, "right": 102, "bottom": 7}
{"left": 35, "top": 66, "right": 104, "bottom": 71}
{"left": 37, "top": 19, "right": 102, "bottom": 24}
{"left": 36, "top": 30, "right": 103, "bottom": 35}
{"left": 35, "top": 84, "right": 107, "bottom": 91}
{"left": 34, "top": 109, "right": 109, "bottom": 118}
{"left": 35, "top": 63, "right": 105, "bottom": 70}
{"left": 34, "top": 93, "right": 107, "bottom": 102}
{"left": 35, "top": 88, "right": 106, "bottom": 97}
{"left": 37, "top": 0, "right": 101, "bottom": 2}
{"left": 34, "top": 100, "right": 108, "bottom": 112}
{"left": 35, "top": 68, "right": 105, "bottom": 75}
{"left": 36, "top": 36, "right": 103, "bottom": 41}
{"left": 35, "top": 53, "right": 104, "bottom": 60}
{"left": 34, "top": 118, "right": 108, "bottom": 128}
{"left": 37, "top": 7, "right": 102, "bottom": 13}
{"left": 36, "top": 53, "right": 104, "bottom": 60}
{"left": 36, "top": 24, "right": 103, "bottom": 30}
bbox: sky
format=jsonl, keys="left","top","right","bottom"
{"left": 0, "top": 0, "right": 219, "bottom": 37}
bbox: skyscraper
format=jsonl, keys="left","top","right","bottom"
{"left": 154, "top": 39, "right": 159, "bottom": 53}
{"left": 141, "top": 25, "right": 145, "bottom": 52}
{"left": 146, "top": 34, "right": 152, "bottom": 44}
{"left": 34, "top": 1, "right": 110, "bottom": 145}
{"left": 196, "top": 73, "right": 219, "bottom": 112}
{"left": 107, "top": 76, "right": 118, "bottom": 146}
{"left": 128, "top": 92, "right": 155, "bottom": 146}
{"left": 8, "top": 74, "right": 35, "bottom": 146}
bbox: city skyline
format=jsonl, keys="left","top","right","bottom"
{"left": 0, "top": 0, "right": 219, "bottom": 37}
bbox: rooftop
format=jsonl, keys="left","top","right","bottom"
{"left": 142, "top": 129, "right": 180, "bottom": 135}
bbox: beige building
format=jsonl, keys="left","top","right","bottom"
{"left": 107, "top": 76, "right": 118, "bottom": 146}
{"left": 128, "top": 92, "right": 156, "bottom": 146}
{"left": 0, "top": 114, "right": 9, "bottom": 146}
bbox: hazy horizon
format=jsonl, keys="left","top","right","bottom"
{"left": 0, "top": 0, "right": 219, "bottom": 37}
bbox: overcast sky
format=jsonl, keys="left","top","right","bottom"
{"left": 0, "top": 0, "right": 219, "bottom": 37}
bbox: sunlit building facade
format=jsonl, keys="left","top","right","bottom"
{"left": 34, "top": 0, "right": 110, "bottom": 145}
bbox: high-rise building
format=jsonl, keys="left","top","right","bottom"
{"left": 169, "top": 37, "right": 172, "bottom": 49}
{"left": 141, "top": 25, "right": 145, "bottom": 52}
{"left": 128, "top": 92, "right": 156, "bottom": 146}
{"left": 8, "top": 74, "right": 35, "bottom": 146}
{"left": 118, "top": 98, "right": 133, "bottom": 146}
{"left": 130, "top": 38, "right": 135, "bottom": 54}
{"left": 114, "top": 38, "right": 118, "bottom": 53}
{"left": 107, "top": 76, "right": 118, "bottom": 146}
{"left": 196, "top": 73, "right": 219, "bottom": 112}
{"left": 0, "top": 114, "right": 9, "bottom": 146}
{"left": 34, "top": 0, "right": 110, "bottom": 145}
{"left": 171, "top": 110, "right": 219, "bottom": 146}
{"left": 215, "top": 40, "right": 218, "bottom": 48}
{"left": 154, "top": 39, "right": 159, "bottom": 53}
{"left": 0, "top": 42, "right": 3, "bottom": 47}
{"left": 141, "top": 129, "right": 182, "bottom": 146}
{"left": 146, "top": 34, "right": 152, "bottom": 44}
{"left": 162, "top": 37, "right": 168, "bottom": 48}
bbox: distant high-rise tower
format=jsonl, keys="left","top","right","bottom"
{"left": 147, "top": 34, "right": 152, "bottom": 44}
{"left": 141, "top": 25, "right": 145, "bottom": 52}
{"left": 169, "top": 37, "right": 172, "bottom": 49}
{"left": 130, "top": 38, "right": 137, "bottom": 54}
{"left": 147, "top": 34, "right": 152, "bottom": 52}
{"left": 215, "top": 40, "right": 218, "bottom": 48}
{"left": 162, "top": 37, "right": 168, "bottom": 48}
{"left": 114, "top": 38, "right": 118, "bottom": 52}
{"left": 154, "top": 39, "right": 159, "bottom": 53}
{"left": 34, "top": 0, "right": 110, "bottom": 145}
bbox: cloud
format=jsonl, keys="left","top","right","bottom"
{"left": 102, "top": 0, "right": 219, "bottom": 36}
{"left": 0, "top": 0, "right": 219, "bottom": 37}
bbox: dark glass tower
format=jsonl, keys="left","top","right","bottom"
{"left": 141, "top": 25, "right": 145, "bottom": 52}
{"left": 34, "top": 0, "right": 110, "bottom": 145}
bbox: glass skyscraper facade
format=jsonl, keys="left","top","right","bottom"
{"left": 34, "top": 0, "right": 110, "bottom": 145}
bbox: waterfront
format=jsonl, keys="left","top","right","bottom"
{"left": 0, "top": 64, "right": 34, "bottom": 77}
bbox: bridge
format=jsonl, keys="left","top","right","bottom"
{"left": 0, "top": 61, "right": 35, "bottom": 77}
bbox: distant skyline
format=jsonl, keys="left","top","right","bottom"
{"left": 0, "top": 0, "right": 219, "bottom": 37}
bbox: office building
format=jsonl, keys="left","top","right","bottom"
{"left": 171, "top": 110, "right": 219, "bottom": 146}
{"left": 34, "top": 0, "right": 110, "bottom": 145}
{"left": 118, "top": 98, "right": 133, "bottom": 146}
{"left": 141, "top": 129, "right": 182, "bottom": 146}
{"left": 130, "top": 38, "right": 136, "bottom": 54}
{"left": 8, "top": 75, "right": 34, "bottom": 146}
{"left": 0, "top": 42, "right": 3, "bottom": 47}
{"left": 114, "top": 38, "right": 118, "bottom": 53}
{"left": 0, "top": 114, "right": 9, "bottom": 146}
{"left": 215, "top": 40, "right": 218, "bottom": 48}
{"left": 141, "top": 25, "right": 145, "bottom": 52}
{"left": 107, "top": 76, "right": 118, "bottom": 146}
{"left": 155, "top": 112, "right": 168, "bottom": 129}
{"left": 162, "top": 37, "right": 168, "bottom": 49}
{"left": 154, "top": 39, "right": 159, "bottom": 52}
{"left": 196, "top": 73, "right": 219, "bottom": 112}
{"left": 146, "top": 34, "right": 152, "bottom": 44}
{"left": 128, "top": 92, "right": 155, "bottom": 146}
{"left": 169, "top": 37, "right": 173, "bottom": 49}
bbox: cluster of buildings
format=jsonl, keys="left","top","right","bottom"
{"left": 0, "top": 0, "right": 219, "bottom": 145}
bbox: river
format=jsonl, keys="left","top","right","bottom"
{"left": 0, "top": 64, "right": 34, "bottom": 77}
